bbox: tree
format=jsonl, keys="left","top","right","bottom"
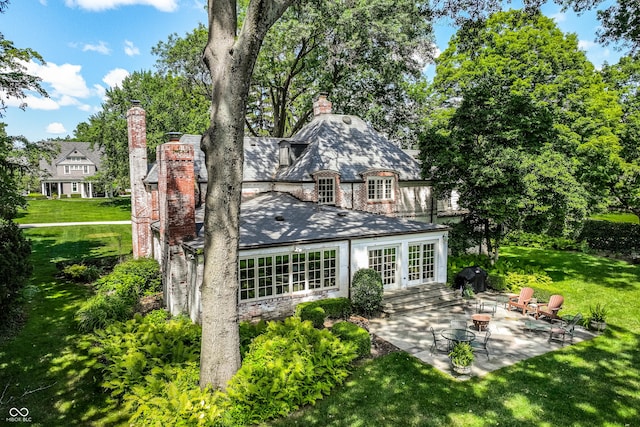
{"left": 421, "top": 10, "right": 615, "bottom": 260}
{"left": 74, "top": 71, "right": 210, "bottom": 192}
{"left": 601, "top": 56, "right": 640, "bottom": 217}
{"left": 199, "top": 0, "right": 294, "bottom": 391}
{"left": 155, "top": 0, "right": 434, "bottom": 147}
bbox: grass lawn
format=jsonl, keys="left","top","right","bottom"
{"left": 590, "top": 212, "right": 639, "bottom": 224}
{"left": 0, "top": 225, "right": 132, "bottom": 427}
{"left": 271, "top": 247, "right": 640, "bottom": 427}
{"left": 14, "top": 198, "right": 131, "bottom": 224}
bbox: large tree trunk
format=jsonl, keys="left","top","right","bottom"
{"left": 199, "top": 0, "right": 294, "bottom": 391}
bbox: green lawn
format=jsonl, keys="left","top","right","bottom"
{"left": 271, "top": 247, "right": 640, "bottom": 427}
{"left": 14, "top": 198, "right": 131, "bottom": 224}
{"left": 590, "top": 212, "right": 639, "bottom": 223}
{"left": 3, "top": 198, "right": 640, "bottom": 426}
{"left": 0, "top": 225, "right": 132, "bottom": 427}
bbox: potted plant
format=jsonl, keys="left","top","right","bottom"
{"left": 589, "top": 303, "right": 607, "bottom": 332}
{"left": 448, "top": 342, "right": 474, "bottom": 375}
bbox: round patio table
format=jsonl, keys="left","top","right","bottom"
{"left": 441, "top": 328, "right": 476, "bottom": 347}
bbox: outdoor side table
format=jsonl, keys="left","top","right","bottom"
{"left": 471, "top": 314, "right": 491, "bottom": 331}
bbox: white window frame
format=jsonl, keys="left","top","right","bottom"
{"left": 317, "top": 177, "right": 335, "bottom": 205}
{"left": 408, "top": 242, "right": 436, "bottom": 284}
{"left": 367, "top": 176, "right": 394, "bottom": 201}
{"left": 239, "top": 248, "right": 338, "bottom": 302}
{"left": 64, "top": 165, "right": 70, "bottom": 174}
{"left": 72, "top": 182, "right": 78, "bottom": 192}
{"left": 368, "top": 246, "right": 398, "bottom": 288}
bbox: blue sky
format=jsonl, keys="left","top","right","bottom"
{"left": 0, "top": 0, "right": 624, "bottom": 142}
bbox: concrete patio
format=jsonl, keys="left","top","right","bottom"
{"left": 368, "top": 292, "right": 596, "bottom": 380}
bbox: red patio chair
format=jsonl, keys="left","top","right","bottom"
{"left": 507, "top": 287, "right": 534, "bottom": 315}
{"left": 536, "top": 294, "right": 564, "bottom": 320}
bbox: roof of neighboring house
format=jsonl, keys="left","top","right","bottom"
{"left": 39, "top": 141, "right": 102, "bottom": 180}
{"left": 276, "top": 114, "right": 423, "bottom": 182}
{"left": 144, "top": 113, "right": 426, "bottom": 185}
{"left": 183, "top": 192, "right": 447, "bottom": 251}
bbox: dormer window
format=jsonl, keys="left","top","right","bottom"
{"left": 317, "top": 177, "right": 335, "bottom": 205}
{"left": 367, "top": 176, "right": 394, "bottom": 201}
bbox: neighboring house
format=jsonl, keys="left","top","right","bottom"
{"left": 127, "top": 96, "right": 454, "bottom": 322}
{"left": 39, "top": 141, "right": 102, "bottom": 198}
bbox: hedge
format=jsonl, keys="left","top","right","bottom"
{"left": 579, "top": 220, "right": 640, "bottom": 255}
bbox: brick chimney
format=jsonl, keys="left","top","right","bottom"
{"left": 313, "top": 93, "right": 332, "bottom": 116}
{"left": 157, "top": 134, "right": 196, "bottom": 246}
{"left": 127, "top": 100, "right": 152, "bottom": 259}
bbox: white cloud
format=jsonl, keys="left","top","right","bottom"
{"left": 1, "top": 93, "right": 60, "bottom": 111}
{"left": 551, "top": 12, "right": 567, "bottom": 23}
{"left": 124, "top": 40, "right": 140, "bottom": 56}
{"left": 579, "top": 39, "right": 597, "bottom": 51}
{"left": 65, "top": 0, "right": 178, "bottom": 12}
{"left": 103, "top": 68, "right": 130, "bottom": 88}
{"left": 82, "top": 41, "right": 111, "bottom": 55}
{"left": 46, "top": 122, "right": 67, "bottom": 134}
{"left": 39, "top": 0, "right": 48, "bottom": 5}
{"left": 94, "top": 84, "right": 107, "bottom": 100}
{"left": 24, "top": 60, "right": 92, "bottom": 99}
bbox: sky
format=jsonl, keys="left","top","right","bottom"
{"left": 0, "top": 0, "right": 625, "bottom": 143}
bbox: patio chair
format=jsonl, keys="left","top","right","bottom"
{"left": 549, "top": 313, "right": 583, "bottom": 344}
{"left": 507, "top": 287, "right": 534, "bottom": 315}
{"left": 535, "top": 294, "right": 564, "bottom": 321}
{"left": 470, "top": 330, "right": 491, "bottom": 360}
{"left": 429, "top": 326, "right": 449, "bottom": 354}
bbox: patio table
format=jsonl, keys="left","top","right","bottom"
{"left": 441, "top": 328, "right": 476, "bottom": 349}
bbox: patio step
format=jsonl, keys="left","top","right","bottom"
{"left": 382, "top": 283, "right": 464, "bottom": 315}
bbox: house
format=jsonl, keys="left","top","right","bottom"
{"left": 127, "top": 95, "right": 454, "bottom": 322}
{"left": 39, "top": 141, "right": 102, "bottom": 198}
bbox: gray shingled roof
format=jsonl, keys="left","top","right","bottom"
{"left": 144, "top": 114, "right": 425, "bottom": 185}
{"left": 39, "top": 141, "right": 102, "bottom": 180}
{"left": 276, "top": 114, "right": 423, "bottom": 182}
{"left": 184, "top": 192, "right": 447, "bottom": 251}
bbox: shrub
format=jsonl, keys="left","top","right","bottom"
{"left": 295, "top": 298, "right": 351, "bottom": 321}
{"left": 0, "top": 220, "right": 32, "bottom": 316}
{"left": 330, "top": 321, "right": 371, "bottom": 359}
{"left": 503, "top": 231, "right": 580, "bottom": 251}
{"left": 579, "top": 220, "right": 640, "bottom": 255}
{"left": 300, "top": 305, "right": 326, "bottom": 328}
{"left": 239, "top": 320, "right": 268, "bottom": 358}
{"left": 76, "top": 258, "right": 161, "bottom": 331}
{"left": 350, "top": 268, "right": 384, "bottom": 316}
{"left": 225, "top": 317, "right": 356, "bottom": 425}
{"left": 61, "top": 263, "right": 101, "bottom": 283}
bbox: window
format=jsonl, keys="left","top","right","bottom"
{"left": 367, "top": 177, "right": 394, "bottom": 201}
{"left": 408, "top": 242, "right": 436, "bottom": 282}
{"left": 317, "top": 177, "right": 335, "bottom": 204}
{"left": 83, "top": 165, "right": 89, "bottom": 174}
{"left": 64, "top": 165, "right": 70, "bottom": 174}
{"left": 239, "top": 248, "right": 339, "bottom": 301}
{"left": 368, "top": 247, "right": 397, "bottom": 287}
{"left": 72, "top": 182, "right": 78, "bottom": 192}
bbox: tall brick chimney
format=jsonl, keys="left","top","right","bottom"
{"left": 157, "top": 134, "right": 196, "bottom": 246}
{"left": 127, "top": 100, "right": 152, "bottom": 259}
{"left": 313, "top": 93, "right": 332, "bottom": 116}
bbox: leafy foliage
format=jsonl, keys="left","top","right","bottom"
{"left": 579, "top": 219, "right": 640, "bottom": 254}
{"left": 225, "top": 317, "right": 356, "bottom": 425}
{"left": 448, "top": 342, "right": 474, "bottom": 367}
{"left": 295, "top": 298, "right": 352, "bottom": 323}
{"left": 421, "top": 10, "right": 618, "bottom": 260}
{"left": 0, "top": 219, "right": 32, "bottom": 317}
{"left": 330, "top": 321, "right": 371, "bottom": 359}
{"left": 350, "top": 268, "right": 384, "bottom": 316}
{"left": 61, "top": 263, "right": 101, "bottom": 283}
{"left": 75, "top": 258, "right": 161, "bottom": 331}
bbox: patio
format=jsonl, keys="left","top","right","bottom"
{"left": 368, "top": 292, "right": 596, "bottom": 380}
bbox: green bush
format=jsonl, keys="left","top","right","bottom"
{"left": 579, "top": 220, "right": 640, "bottom": 255}
{"left": 61, "top": 263, "right": 101, "bottom": 283}
{"left": 350, "top": 268, "right": 384, "bottom": 316}
{"left": 70, "top": 193, "right": 82, "bottom": 198}
{"left": 83, "top": 313, "right": 201, "bottom": 399}
{"left": 503, "top": 231, "right": 580, "bottom": 251}
{"left": 0, "top": 220, "right": 32, "bottom": 316}
{"left": 295, "top": 298, "right": 351, "bottom": 321}
{"left": 330, "top": 321, "right": 371, "bottom": 359}
{"left": 225, "top": 317, "right": 356, "bottom": 425}
{"left": 239, "top": 320, "right": 268, "bottom": 358}
{"left": 76, "top": 258, "right": 161, "bottom": 332}
{"left": 300, "top": 305, "right": 326, "bottom": 328}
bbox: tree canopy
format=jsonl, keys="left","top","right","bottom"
{"left": 421, "top": 10, "right": 619, "bottom": 260}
